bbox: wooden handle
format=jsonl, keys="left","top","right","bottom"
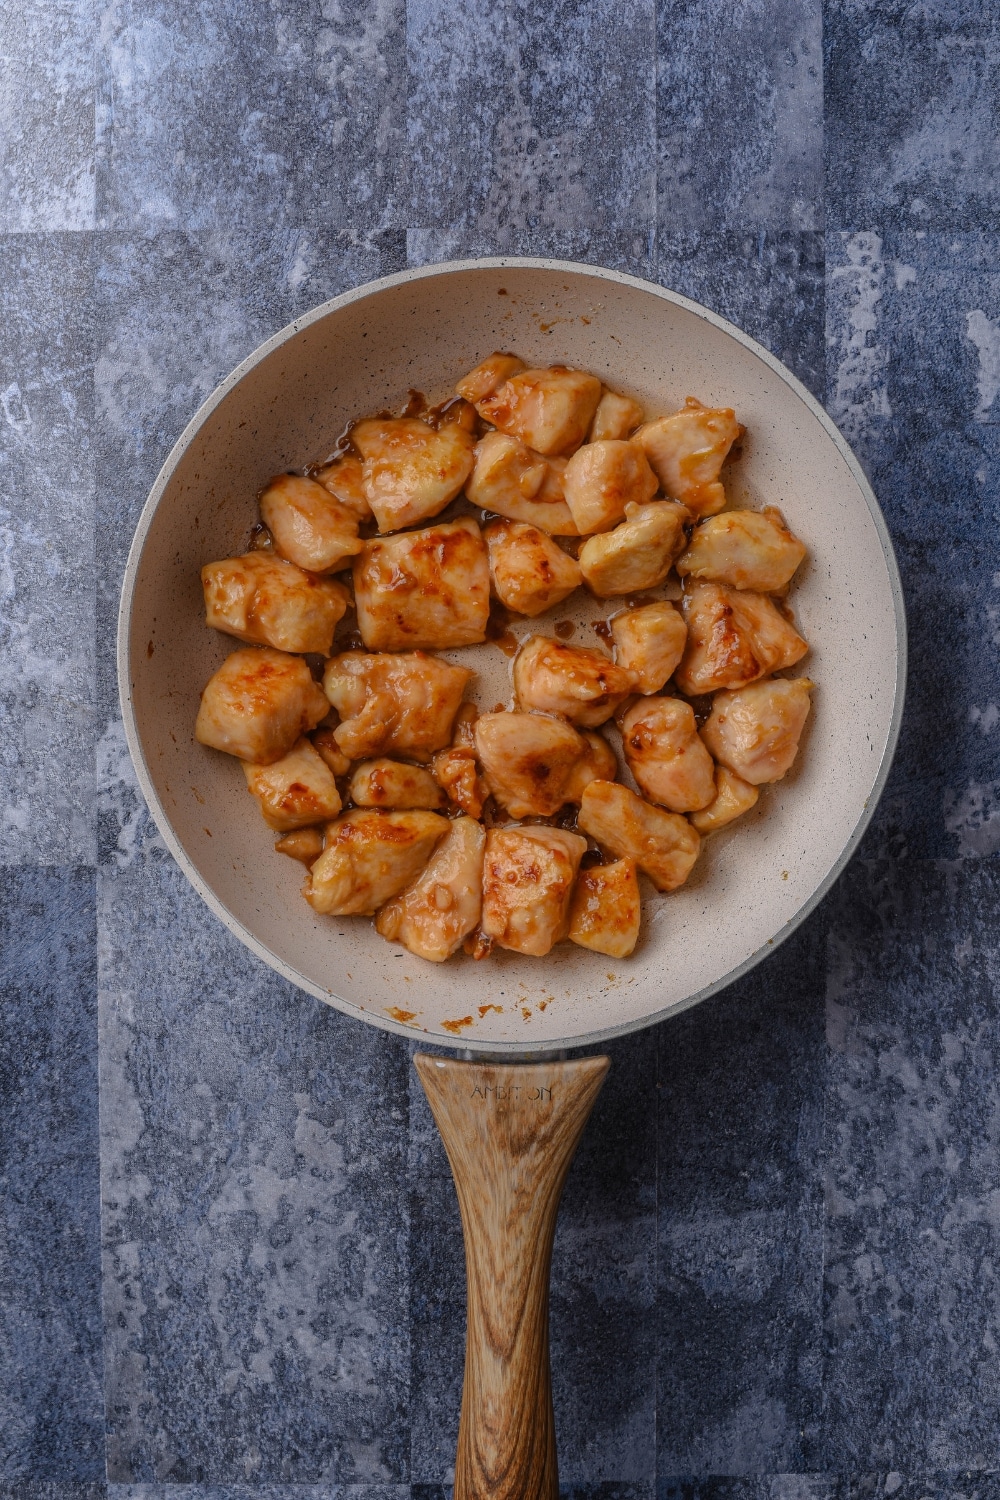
{"left": 414, "top": 1052, "right": 610, "bottom": 1500}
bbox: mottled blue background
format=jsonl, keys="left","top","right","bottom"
{"left": 2, "top": 0, "right": 999, "bottom": 1494}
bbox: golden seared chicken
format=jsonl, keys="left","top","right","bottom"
{"left": 323, "top": 650, "right": 471, "bottom": 761}
{"left": 474, "top": 711, "right": 585, "bottom": 817}
{"left": 568, "top": 858, "right": 641, "bottom": 957}
{"left": 588, "top": 389, "right": 645, "bottom": 442}
{"left": 431, "top": 703, "right": 489, "bottom": 818}
{"left": 467, "top": 432, "right": 578, "bottom": 534}
{"left": 562, "top": 439, "right": 659, "bottom": 534}
{"left": 675, "top": 580, "right": 808, "bottom": 696}
{"left": 635, "top": 398, "right": 742, "bottom": 517}
{"left": 348, "top": 758, "right": 444, "bottom": 810}
{"left": 611, "top": 601, "right": 687, "bottom": 694}
{"left": 313, "top": 453, "right": 373, "bottom": 521}
{"left": 243, "top": 737, "right": 343, "bottom": 830}
{"left": 259, "top": 474, "right": 364, "bottom": 573}
{"left": 310, "top": 727, "right": 351, "bottom": 777}
{"left": 351, "top": 416, "right": 475, "bottom": 532}
{"left": 564, "top": 730, "right": 618, "bottom": 802}
{"left": 306, "top": 809, "right": 449, "bottom": 916}
{"left": 689, "top": 766, "right": 760, "bottom": 833}
{"left": 478, "top": 366, "right": 603, "bottom": 457}
{"left": 484, "top": 519, "right": 582, "bottom": 617}
{"left": 676, "top": 507, "right": 806, "bottom": 593}
{"left": 578, "top": 500, "right": 689, "bottom": 597}
{"left": 352, "top": 517, "right": 490, "bottom": 651}
{"left": 513, "top": 636, "right": 633, "bottom": 727}
{"left": 577, "top": 780, "right": 700, "bottom": 891}
{"left": 274, "top": 827, "right": 325, "bottom": 864}
{"left": 196, "top": 647, "right": 330, "bottom": 764}
{"left": 701, "top": 677, "right": 813, "bottom": 785}
{"left": 201, "top": 552, "right": 350, "bottom": 656}
{"left": 376, "top": 816, "right": 486, "bottom": 962}
{"left": 619, "top": 697, "right": 717, "bottom": 813}
{"left": 481, "top": 825, "right": 587, "bottom": 956}
{"left": 436, "top": 396, "right": 479, "bottom": 434}
{"left": 456, "top": 352, "right": 526, "bottom": 406}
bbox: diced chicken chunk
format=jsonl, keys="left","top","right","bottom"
{"left": 577, "top": 780, "right": 700, "bottom": 892}
{"left": 201, "top": 552, "right": 349, "bottom": 655}
{"left": 588, "top": 389, "right": 645, "bottom": 442}
{"left": 195, "top": 647, "right": 329, "bottom": 764}
{"left": 467, "top": 431, "right": 578, "bottom": 534}
{"left": 611, "top": 601, "right": 687, "bottom": 694}
{"left": 562, "top": 439, "right": 659, "bottom": 534}
{"left": 348, "top": 759, "right": 444, "bottom": 809}
{"left": 352, "top": 517, "right": 490, "bottom": 651}
{"left": 260, "top": 474, "right": 364, "bottom": 574}
{"left": 578, "top": 501, "right": 689, "bottom": 597}
{"left": 675, "top": 580, "right": 808, "bottom": 696}
{"left": 323, "top": 651, "right": 471, "bottom": 762}
{"left": 481, "top": 826, "right": 587, "bottom": 956}
{"left": 313, "top": 453, "right": 372, "bottom": 521}
{"left": 568, "top": 858, "right": 641, "bottom": 957}
{"left": 306, "top": 809, "right": 449, "bottom": 916}
{"left": 484, "top": 519, "right": 582, "bottom": 617}
{"left": 564, "top": 730, "right": 618, "bottom": 803}
{"left": 513, "top": 635, "right": 633, "bottom": 727}
{"left": 479, "top": 366, "right": 603, "bottom": 457}
{"left": 436, "top": 397, "right": 479, "bottom": 434}
{"left": 456, "top": 352, "right": 526, "bottom": 406}
{"left": 619, "top": 697, "right": 716, "bottom": 812}
{"left": 274, "top": 826, "right": 325, "bottom": 864}
{"left": 474, "top": 711, "right": 585, "bottom": 817}
{"left": 243, "top": 737, "right": 343, "bottom": 829}
{"left": 676, "top": 507, "right": 807, "bottom": 592}
{"left": 431, "top": 704, "right": 489, "bottom": 818}
{"left": 700, "top": 677, "right": 813, "bottom": 785}
{"left": 351, "top": 416, "right": 475, "bottom": 532}
{"left": 310, "top": 727, "right": 351, "bottom": 777}
{"left": 635, "top": 398, "right": 743, "bottom": 517}
{"left": 376, "top": 816, "right": 486, "bottom": 962}
{"left": 689, "top": 767, "right": 760, "bottom": 833}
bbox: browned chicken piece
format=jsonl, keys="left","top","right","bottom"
{"left": 578, "top": 500, "right": 689, "bottom": 597}
{"left": 513, "top": 635, "right": 633, "bottom": 727}
{"left": 478, "top": 366, "right": 603, "bottom": 457}
{"left": 313, "top": 453, "right": 373, "bottom": 522}
{"left": 689, "top": 766, "right": 760, "bottom": 833}
{"left": 310, "top": 726, "right": 352, "bottom": 777}
{"left": 436, "top": 397, "right": 479, "bottom": 434}
{"left": 562, "top": 439, "right": 659, "bottom": 534}
{"left": 467, "top": 431, "right": 579, "bottom": 534}
{"left": 456, "top": 352, "right": 526, "bottom": 406}
{"left": 676, "top": 507, "right": 807, "bottom": 593}
{"left": 201, "top": 552, "right": 350, "bottom": 656}
{"left": 243, "top": 737, "right": 343, "bottom": 830}
{"left": 577, "top": 780, "right": 700, "bottom": 892}
{"left": 563, "top": 730, "right": 618, "bottom": 802}
{"left": 306, "top": 809, "right": 449, "bottom": 916}
{"left": 259, "top": 474, "right": 364, "bottom": 574}
{"left": 352, "top": 517, "right": 490, "bottom": 651}
{"left": 568, "top": 858, "right": 641, "bottom": 957}
{"left": 376, "top": 816, "right": 486, "bottom": 962}
{"left": 484, "top": 518, "right": 582, "bottom": 617}
{"left": 323, "top": 650, "right": 472, "bottom": 762}
{"left": 588, "top": 389, "right": 645, "bottom": 442}
{"left": 195, "top": 647, "right": 330, "bottom": 764}
{"left": 350, "top": 416, "right": 475, "bottom": 533}
{"left": 348, "top": 758, "right": 444, "bottom": 810}
{"left": 701, "top": 677, "right": 813, "bottom": 785}
{"left": 431, "top": 704, "right": 489, "bottom": 817}
{"left": 481, "top": 825, "right": 587, "bottom": 956}
{"left": 675, "top": 580, "right": 808, "bottom": 696}
{"left": 619, "top": 697, "right": 717, "bottom": 813}
{"left": 474, "top": 711, "right": 585, "bottom": 817}
{"left": 274, "top": 826, "right": 325, "bottom": 864}
{"left": 610, "top": 601, "right": 687, "bottom": 694}
{"left": 635, "top": 398, "right": 743, "bottom": 517}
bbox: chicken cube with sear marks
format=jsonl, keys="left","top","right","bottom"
{"left": 323, "top": 650, "right": 471, "bottom": 762}
{"left": 676, "top": 507, "right": 806, "bottom": 593}
{"left": 610, "top": 601, "right": 687, "bottom": 694}
{"left": 513, "top": 635, "right": 633, "bottom": 727}
{"left": 701, "top": 677, "right": 813, "bottom": 785}
{"left": 484, "top": 518, "right": 582, "bottom": 617}
{"left": 376, "top": 816, "right": 486, "bottom": 962}
{"left": 481, "top": 825, "right": 588, "bottom": 956}
{"left": 619, "top": 696, "right": 717, "bottom": 813}
{"left": 675, "top": 580, "right": 808, "bottom": 696}
{"left": 456, "top": 352, "right": 526, "bottom": 406}
{"left": 348, "top": 758, "right": 444, "bottom": 810}
{"left": 474, "top": 711, "right": 586, "bottom": 818}
{"left": 578, "top": 500, "right": 689, "bottom": 597}
{"left": 243, "top": 737, "right": 343, "bottom": 830}
{"left": 578, "top": 780, "right": 700, "bottom": 892}
{"left": 352, "top": 415, "right": 475, "bottom": 532}
{"left": 196, "top": 647, "right": 330, "bottom": 764}
{"left": 588, "top": 389, "right": 645, "bottom": 442}
{"left": 201, "top": 551, "right": 350, "bottom": 655}
{"left": 467, "top": 431, "right": 579, "bottom": 534}
{"left": 562, "top": 439, "right": 659, "bottom": 534}
{"left": 568, "top": 858, "right": 641, "bottom": 957}
{"left": 260, "top": 474, "right": 364, "bottom": 574}
{"left": 477, "top": 366, "right": 602, "bottom": 456}
{"left": 352, "top": 517, "right": 490, "bottom": 651}
{"left": 306, "top": 809, "right": 449, "bottom": 916}
{"left": 635, "top": 398, "right": 743, "bottom": 517}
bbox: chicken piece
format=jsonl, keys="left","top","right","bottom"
{"left": 481, "top": 826, "right": 587, "bottom": 956}
{"left": 563, "top": 730, "right": 618, "bottom": 802}
{"left": 675, "top": 580, "right": 808, "bottom": 696}
{"left": 352, "top": 517, "right": 490, "bottom": 651}
{"left": 201, "top": 552, "right": 350, "bottom": 655}
{"left": 195, "top": 647, "right": 330, "bottom": 764}
{"left": 306, "top": 809, "right": 449, "bottom": 916}
{"left": 323, "top": 651, "right": 471, "bottom": 762}
{"left": 611, "top": 601, "right": 687, "bottom": 694}
{"left": 635, "top": 398, "right": 743, "bottom": 517}
{"left": 562, "top": 440, "right": 659, "bottom": 534}
{"left": 243, "top": 737, "right": 343, "bottom": 830}
{"left": 676, "top": 507, "right": 807, "bottom": 593}
{"left": 259, "top": 474, "right": 364, "bottom": 574}
{"left": 479, "top": 367, "right": 603, "bottom": 457}
{"left": 577, "top": 780, "right": 700, "bottom": 892}
{"left": 456, "top": 352, "right": 526, "bottom": 406}
{"left": 467, "top": 431, "right": 579, "bottom": 535}
{"left": 436, "top": 397, "right": 479, "bottom": 434}
{"left": 619, "top": 697, "right": 716, "bottom": 813}
{"left": 484, "top": 519, "right": 582, "bottom": 617}
{"left": 431, "top": 704, "right": 489, "bottom": 818}
{"left": 700, "top": 677, "right": 813, "bottom": 785}
{"left": 578, "top": 500, "right": 689, "bottom": 597}
{"left": 311, "top": 726, "right": 351, "bottom": 777}
{"left": 513, "top": 636, "right": 633, "bottom": 727}
{"left": 348, "top": 759, "right": 444, "bottom": 810}
{"left": 689, "top": 766, "right": 760, "bottom": 834}
{"left": 313, "top": 453, "right": 373, "bottom": 522}
{"left": 376, "top": 816, "right": 486, "bottom": 962}
{"left": 588, "top": 389, "right": 645, "bottom": 442}
{"left": 474, "top": 712, "right": 585, "bottom": 817}
{"left": 568, "top": 858, "right": 641, "bottom": 958}
{"left": 350, "top": 416, "right": 475, "bottom": 532}
{"left": 274, "top": 826, "right": 325, "bottom": 864}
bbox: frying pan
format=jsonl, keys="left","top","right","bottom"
{"left": 118, "top": 258, "right": 906, "bottom": 1498}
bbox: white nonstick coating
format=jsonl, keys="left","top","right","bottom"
{"left": 118, "top": 258, "right": 906, "bottom": 1054}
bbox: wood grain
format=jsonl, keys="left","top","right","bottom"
{"left": 414, "top": 1052, "right": 610, "bottom": 1500}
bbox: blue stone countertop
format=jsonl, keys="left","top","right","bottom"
{"left": 2, "top": 1, "right": 1000, "bottom": 1495}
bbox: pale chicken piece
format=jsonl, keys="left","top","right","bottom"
{"left": 577, "top": 780, "right": 700, "bottom": 892}
{"left": 619, "top": 697, "right": 716, "bottom": 813}
{"left": 351, "top": 416, "right": 475, "bottom": 532}
{"left": 305, "top": 809, "right": 449, "bottom": 916}
{"left": 352, "top": 517, "right": 490, "bottom": 651}
{"left": 274, "top": 826, "right": 325, "bottom": 864}
{"left": 310, "top": 726, "right": 351, "bottom": 777}
{"left": 474, "top": 711, "right": 585, "bottom": 817}
{"left": 201, "top": 552, "right": 350, "bottom": 655}
{"left": 484, "top": 519, "right": 582, "bottom": 617}
{"left": 635, "top": 398, "right": 743, "bottom": 517}
{"left": 689, "top": 766, "right": 760, "bottom": 834}
{"left": 578, "top": 500, "right": 689, "bottom": 598}
{"left": 467, "top": 431, "right": 579, "bottom": 535}
{"left": 701, "top": 677, "right": 813, "bottom": 785}
{"left": 481, "top": 826, "right": 587, "bottom": 956}
{"left": 431, "top": 704, "right": 489, "bottom": 818}
{"left": 562, "top": 439, "right": 659, "bottom": 534}
{"left": 479, "top": 366, "right": 603, "bottom": 457}
{"left": 676, "top": 507, "right": 807, "bottom": 592}
{"left": 376, "top": 816, "right": 486, "bottom": 962}
{"left": 195, "top": 647, "right": 330, "bottom": 764}
{"left": 568, "top": 858, "right": 641, "bottom": 957}
{"left": 313, "top": 453, "right": 373, "bottom": 522}
{"left": 323, "top": 651, "right": 471, "bottom": 762}
{"left": 243, "top": 737, "right": 343, "bottom": 830}
{"left": 456, "top": 352, "right": 526, "bottom": 406}
{"left": 563, "top": 730, "right": 618, "bottom": 803}
{"left": 611, "top": 601, "right": 687, "bottom": 694}
{"left": 513, "top": 635, "right": 633, "bottom": 727}
{"left": 259, "top": 474, "right": 364, "bottom": 574}
{"left": 588, "top": 389, "right": 645, "bottom": 442}
{"left": 675, "top": 580, "right": 808, "bottom": 696}
{"left": 348, "top": 758, "right": 444, "bottom": 810}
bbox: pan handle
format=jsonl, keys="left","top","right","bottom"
{"left": 414, "top": 1052, "right": 610, "bottom": 1500}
